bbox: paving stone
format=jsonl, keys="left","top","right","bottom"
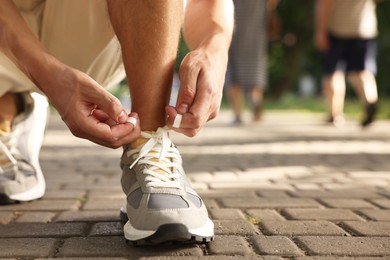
{"left": 37, "top": 258, "right": 127, "bottom": 260}
{"left": 282, "top": 208, "right": 363, "bottom": 221}
{"left": 251, "top": 235, "right": 303, "bottom": 256}
{"left": 55, "top": 210, "right": 120, "bottom": 222}
{"left": 255, "top": 190, "right": 290, "bottom": 198}
{"left": 43, "top": 190, "right": 86, "bottom": 199}
{"left": 199, "top": 189, "right": 258, "bottom": 199}
{"left": 0, "top": 238, "right": 57, "bottom": 258}
{"left": 82, "top": 199, "right": 124, "bottom": 210}
{"left": 214, "top": 219, "right": 258, "bottom": 235}
{"left": 209, "top": 208, "right": 246, "bottom": 220}
{"left": 58, "top": 236, "right": 203, "bottom": 257}
{"left": 207, "top": 235, "right": 252, "bottom": 255}
{"left": 0, "top": 212, "right": 14, "bottom": 224}
{"left": 210, "top": 181, "right": 293, "bottom": 190}
{"left": 221, "top": 197, "right": 321, "bottom": 209}
{"left": 261, "top": 220, "right": 347, "bottom": 236}
{"left": 0, "top": 199, "right": 80, "bottom": 211}
{"left": 319, "top": 199, "right": 377, "bottom": 209}
{"left": 341, "top": 221, "right": 390, "bottom": 236}
{"left": 296, "top": 236, "right": 390, "bottom": 256}
{"left": 139, "top": 256, "right": 284, "bottom": 260}
{"left": 88, "top": 222, "right": 124, "bottom": 236}
{"left": 15, "top": 212, "right": 56, "bottom": 223}
{"left": 88, "top": 190, "right": 125, "bottom": 199}
{"left": 290, "top": 190, "right": 382, "bottom": 199}
{"left": 0, "top": 223, "right": 87, "bottom": 238}
{"left": 357, "top": 209, "right": 390, "bottom": 221}
{"left": 296, "top": 257, "right": 387, "bottom": 260}
{"left": 370, "top": 198, "right": 390, "bottom": 209}
{"left": 246, "top": 209, "right": 285, "bottom": 221}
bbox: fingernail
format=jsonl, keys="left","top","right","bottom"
{"left": 173, "top": 114, "right": 182, "bottom": 128}
{"left": 118, "top": 111, "right": 128, "bottom": 123}
{"left": 127, "top": 116, "right": 137, "bottom": 127}
{"left": 178, "top": 104, "right": 188, "bottom": 114}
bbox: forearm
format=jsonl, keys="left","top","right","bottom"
{"left": 0, "top": 0, "right": 57, "bottom": 90}
{"left": 183, "top": 0, "right": 234, "bottom": 53}
{"left": 315, "top": 0, "right": 333, "bottom": 34}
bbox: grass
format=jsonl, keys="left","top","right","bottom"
{"left": 110, "top": 84, "right": 390, "bottom": 120}
{"left": 221, "top": 93, "right": 390, "bottom": 120}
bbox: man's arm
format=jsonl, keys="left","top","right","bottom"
{"left": 0, "top": 0, "right": 139, "bottom": 148}
{"left": 165, "top": 0, "right": 234, "bottom": 137}
{"left": 315, "top": 0, "right": 334, "bottom": 51}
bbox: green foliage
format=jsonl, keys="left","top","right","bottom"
{"left": 267, "top": 0, "right": 390, "bottom": 97}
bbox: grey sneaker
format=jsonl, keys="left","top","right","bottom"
{"left": 0, "top": 92, "right": 48, "bottom": 203}
{"left": 120, "top": 127, "right": 214, "bottom": 245}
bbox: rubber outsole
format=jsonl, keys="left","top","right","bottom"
{"left": 125, "top": 223, "right": 214, "bottom": 246}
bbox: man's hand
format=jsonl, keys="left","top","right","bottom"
{"left": 315, "top": 31, "right": 330, "bottom": 52}
{"left": 44, "top": 65, "right": 141, "bottom": 148}
{"left": 165, "top": 0, "right": 233, "bottom": 136}
{"left": 165, "top": 48, "right": 227, "bottom": 137}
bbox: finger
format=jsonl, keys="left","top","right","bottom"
{"left": 73, "top": 112, "right": 140, "bottom": 148}
{"left": 85, "top": 81, "right": 128, "bottom": 123}
{"left": 92, "top": 109, "right": 117, "bottom": 127}
{"left": 176, "top": 54, "right": 201, "bottom": 114}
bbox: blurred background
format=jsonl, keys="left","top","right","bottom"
{"left": 113, "top": 0, "right": 390, "bottom": 122}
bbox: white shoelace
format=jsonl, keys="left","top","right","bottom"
{"left": 0, "top": 129, "right": 20, "bottom": 174}
{"left": 127, "top": 127, "right": 183, "bottom": 189}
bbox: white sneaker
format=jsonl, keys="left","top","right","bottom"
{"left": 0, "top": 92, "right": 49, "bottom": 203}
{"left": 120, "top": 127, "right": 214, "bottom": 245}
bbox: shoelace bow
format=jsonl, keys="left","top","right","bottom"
{"left": 127, "top": 127, "right": 182, "bottom": 189}
{"left": 0, "top": 129, "right": 20, "bottom": 174}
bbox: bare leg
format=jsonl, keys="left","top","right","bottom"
{"left": 0, "top": 93, "right": 19, "bottom": 132}
{"left": 228, "top": 84, "right": 244, "bottom": 123}
{"left": 250, "top": 87, "right": 263, "bottom": 122}
{"left": 347, "top": 71, "right": 378, "bottom": 105}
{"left": 323, "top": 71, "right": 346, "bottom": 120}
{"left": 347, "top": 71, "right": 378, "bottom": 126}
{"left": 107, "top": 0, "right": 183, "bottom": 131}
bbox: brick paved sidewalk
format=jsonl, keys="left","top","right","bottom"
{"left": 0, "top": 110, "right": 390, "bottom": 259}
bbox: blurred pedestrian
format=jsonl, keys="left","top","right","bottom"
{"left": 315, "top": 0, "right": 379, "bottom": 127}
{"left": 226, "top": 0, "right": 279, "bottom": 125}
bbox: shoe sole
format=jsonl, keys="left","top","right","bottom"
{"left": 120, "top": 208, "right": 214, "bottom": 245}
{"left": 124, "top": 219, "right": 214, "bottom": 246}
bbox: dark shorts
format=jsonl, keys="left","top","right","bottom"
{"left": 323, "top": 33, "right": 377, "bottom": 75}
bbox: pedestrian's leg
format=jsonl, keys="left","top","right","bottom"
{"left": 347, "top": 71, "right": 378, "bottom": 105}
{"left": 250, "top": 87, "right": 264, "bottom": 122}
{"left": 107, "top": 0, "right": 183, "bottom": 131}
{"left": 323, "top": 71, "right": 346, "bottom": 125}
{"left": 228, "top": 84, "right": 244, "bottom": 124}
{"left": 347, "top": 71, "right": 378, "bottom": 126}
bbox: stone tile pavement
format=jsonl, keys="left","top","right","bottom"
{"left": 0, "top": 110, "right": 390, "bottom": 259}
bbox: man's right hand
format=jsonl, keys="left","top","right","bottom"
{"left": 42, "top": 65, "right": 141, "bottom": 148}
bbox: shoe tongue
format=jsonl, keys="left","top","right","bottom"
{"left": 0, "top": 121, "right": 12, "bottom": 133}
{"left": 131, "top": 131, "right": 172, "bottom": 176}
{"left": 130, "top": 136, "right": 150, "bottom": 149}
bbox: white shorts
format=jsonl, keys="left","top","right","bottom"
{"left": 0, "top": 0, "right": 125, "bottom": 96}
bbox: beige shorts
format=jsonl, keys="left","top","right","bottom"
{"left": 0, "top": 0, "right": 125, "bottom": 97}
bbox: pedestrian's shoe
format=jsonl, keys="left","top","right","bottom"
{"left": 120, "top": 127, "right": 214, "bottom": 245}
{"left": 361, "top": 102, "right": 378, "bottom": 127}
{"left": 0, "top": 92, "right": 48, "bottom": 204}
{"left": 326, "top": 114, "right": 345, "bottom": 127}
